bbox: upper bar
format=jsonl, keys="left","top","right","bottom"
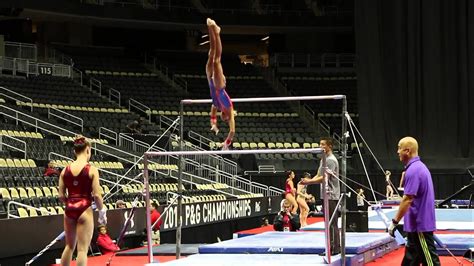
{"left": 181, "top": 95, "right": 345, "bottom": 104}
{"left": 145, "top": 148, "right": 323, "bottom": 157}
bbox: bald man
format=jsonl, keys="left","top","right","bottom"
{"left": 389, "top": 137, "right": 440, "bottom": 266}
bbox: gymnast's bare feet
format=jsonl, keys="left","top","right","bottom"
{"left": 207, "top": 18, "right": 215, "bottom": 26}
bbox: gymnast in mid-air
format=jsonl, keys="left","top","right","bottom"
{"left": 206, "top": 18, "right": 235, "bottom": 150}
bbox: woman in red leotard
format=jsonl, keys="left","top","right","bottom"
{"left": 59, "top": 135, "right": 106, "bottom": 266}
{"left": 284, "top": 170, "right": 298, "bottom": 215}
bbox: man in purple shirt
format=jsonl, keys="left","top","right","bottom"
{"left": 389, "top": 136, "right": 440, "bottom": 266}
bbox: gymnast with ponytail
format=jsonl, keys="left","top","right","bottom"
{"left": 58, "top": 135, "right": 106, "bottom": 266}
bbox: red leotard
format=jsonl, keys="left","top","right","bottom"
{"left": 64, "top": 164, "right": 93, "bottom": 220}
{"left": 285, "top": 180, "right": 293, "bottom": 196}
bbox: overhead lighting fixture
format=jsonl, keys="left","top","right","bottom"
{"left": 199, "top": 40, "right": 210, "bottom": 46}
{"left": 261, "top": 36, "right": 269, "bottom": 41}
{"left": 201, "top": 34, "right": 208, "bottom": 38}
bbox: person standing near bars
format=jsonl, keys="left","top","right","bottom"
{"left": 59, "top": 135, "right": 106, "bottom": 266}
{"left": 302, "top": 137, "right": 341, "bottom": 255}
{"left": 389, "top": 136, "right": 440, "bottom": 266}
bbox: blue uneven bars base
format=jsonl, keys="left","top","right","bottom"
{"left": 434, "top": 234, "right": 474, "bottom": 256}
{"left": 153, "top": 245, "right": 398, "bottom": 266}
{"left": 198, "top": 232, "right": 394, "bottom": 254}
{"left": 197, "top": 232, "right": 399, "bottom": 265}
{"left": 154, "top": 254, "right": 344, "bottom": 266}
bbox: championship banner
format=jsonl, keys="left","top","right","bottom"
{"left": 0, "top": 197, "right": 275, "bottom": 258}
{"left": 160, "top": 197, "right": 268, "bottom": 231}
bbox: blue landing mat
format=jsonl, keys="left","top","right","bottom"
{"left": 116, "top": 244, "right": 201, "bottom": 256}
{"left": 367, "top": 209, "right": 473, "bottom": 222}
{"left": 302, "top": 209, "right": 473, "bottom": 231}
{"left": 198, "top": 232, "right": 393, "bottom": 254}
{"left": 436, "top": 234, "right": 474, "bottom": 256}
{"left": 160, "top": 254, "right": 346, "bottom": 266}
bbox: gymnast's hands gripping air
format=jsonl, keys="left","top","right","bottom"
{"left": 206, "top": 18, "right": 235, "bottom": 150}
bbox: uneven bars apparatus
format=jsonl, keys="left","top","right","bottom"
{"left": 143, "top": 148, "right": 325, "bottom": 263}
{"left": 143, "top": 94, "right": 348, "bottom": 264}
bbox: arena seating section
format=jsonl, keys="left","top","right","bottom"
{"left": 0, "top": 46, "right": 358, "bottom": 219}
{"left": 280, "top": 72, "right": 358, "bottom": 136}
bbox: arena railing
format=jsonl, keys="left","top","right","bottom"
{"left": 0, "top": 57, "right": 71, "bottom": 78}
{"left": 145, "top": 56, "right": 188, "bottom": 93}
{"left": 258, "top": 165, "right": 276, "bottom": 172}
{"left": 135, "top": 139, "right": 153, "bottom": 153}
{"left": 47, "top": 151, "right": 142, "bottom": 187}
{"left": 84, "top": 1, "right": 328, "bottom": 18}
{"left": 188, "top": 130, "right": 212, "bottom": 150}
{"left": 14, "top": 58, "right": 28, "bottom": 74}
{"left": 1, "top": 103, "right": 264, "bottom": 198}
{"left": 0, "top": 105, "right": 143, "bottom": 166}
{"left": 116, "top": 133, "right": 163, "bottom": 157}
{"left": 271, "top": 53, "right": 356, "bottom": 69}
{"left": 89, "top": 77, "right": 102, "bottom": 95}
{"left": 159, "top": 114, "right": 177, "bottom": 130}
{"left": 108, "top": 87, "right": 121, "bottom": 105}
{"left": 45, "top": 46, "right": 74, "bottom": 66}
{"left": 260, "top": 67, "right": 316, "bottom": 121}
{"left": 199, "top": 163, "right": 264, "bottom": 196}
{"left": 99, "top": 127, "right": 118, "bottom": 145}
{"left": 249, "top": 181, "right": 269, "bottom": 196}
{"left": 0, "top": 134, "right": 27, "bottom": 159}
{"left": 176, "top": 156, "right": 268, "bottom": 197}
{"left": 318, "top": 115, "right": 331, "bottom": 136}
{"left": 0, "top": 57, "right": 14, "bottom": 73}
{"left": 129, "top": 98, "right": 151, "bottom": 122}
{"left": 7, "top": 201, "right": 54, "bottom": 218}
{"left": 0, "top": 105, "right": 74, "bottom": 137}
{"left": 176, "top": 140, "right": 238, "bottom": 176}
{"left": 268, "top": 186, "right": 284, "bottom": 196}
{"left": 48, "top": 107, "right": 84, "bottom": 132}
{"left": 5, "top": 41, "right": 37, "bottom": 62}
{"left": 304, "top": 104, "right": 318, "bottom": 129}
{"left": 72, "top": 67, "right": 83, "bottom": 85}
{"left": 0, "top": 86, "right": 33, "bottom": 112}
{"left": 118, "top": 132, "right": 135, "bottom": 152}
{"left": 172, "top": 75, "right": 188, "bottom": 93}
{"left": 0, "top": 106, "right": 204, "bottom": 194}
{"left": 166, "top": 191, "right": 191, "bottom": 205}
{"left": 96, "top": 139, "right": 259, "bottom": 200}
{"left": 51, "top": 64, "right": 72, "bottom": 77}
{"left": 169, "top": 169, "right": 249, "bottom": 197}
{"left": 182, "top": 157, "right": 200, "bottom": 177}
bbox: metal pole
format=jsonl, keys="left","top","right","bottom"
{"left": 176, "top": 101, "right": 184, "bottom": 259}
{"left": 25, "top": 231, "right": 65, "bottom": 266}
{"left": 151, "top": 195, "right": 179, "bottom": 229}
{"left": 322, "top": 152, "right": 331, "bottom": 264}
{"left": 341, "top": 95, "right": 348, "bottom": 265}
{"left": 181, "top": 95, "right": 345, "bottom": 104}
{"left": 145, "top": 148, "right": 323, "bottom": 156}
{"left": 144, "top": 155, "right": 153, "bottom": 263}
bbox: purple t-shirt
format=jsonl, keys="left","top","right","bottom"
{"left": 403, "top": 156, "right": 436, "bottom": 232}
